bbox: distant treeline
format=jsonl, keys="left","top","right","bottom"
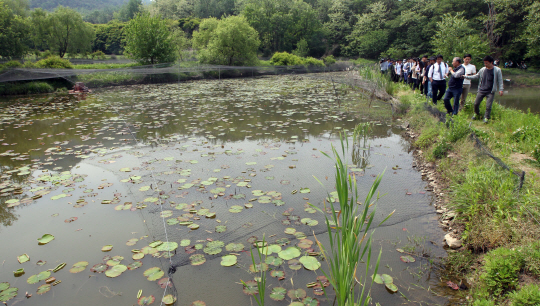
{"left": 1, "top": 0, "right": 539, "bottom": 66}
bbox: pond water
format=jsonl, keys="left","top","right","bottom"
{"left": 471, "top": 84, "right": 540, "bottom": 114}
{"left": 0, "top": 75, "right": 452, "bottom": 306}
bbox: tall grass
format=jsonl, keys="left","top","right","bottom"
{"left": 313, "top": 134, "right": 391, "bottom": 306}
{"left": 357, "top": 65, "right": 398, "bottom": 96}
{"left": 242, "top": 235, "right": 267, "bottom": 306}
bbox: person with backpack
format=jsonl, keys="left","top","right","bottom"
{"left": 428, "top": 55, "right": 449, "bottom": 105}
{"left": 463, "top": 56, "right": 504, "bottom": 124}
{"left": 443, "top": 57, "right": 466, "bottom": 115}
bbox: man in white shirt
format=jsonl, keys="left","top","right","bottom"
{"left": 428, "top": 54, "right": 449, "bottom": 105}
{"left": 395, "top": 61, "right": 402, "bottom": 82}
{"left": 460, "top": 54, "right": 476, "bottom": 111}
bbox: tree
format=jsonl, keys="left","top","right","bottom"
{"left": 433, "top": 13, "right": 489, "bottom": 63}
{"left": 172, "top": 28, "right": 192, "bottom": 61}
{"left": 0, "top": 0, "right": 30, "bottom": 59}
{"left": 521, "top": 2, "right": 540, "bottom": 63}
{"left": 92, "top": 21, "right": 126, "bottom": 54}
{"left": 114, "top": 0, "right": 142, "bottom": 22}
{"left": 123, "top": 13, "right": 176, "bottom": 64}
{"left": 323, "top": 0, "right": 353, "bottom": 55}
{"left": 241, "top": 0, "right": 321, "bottom": 54}
{"left": 31, "top": 6, "right": 94, "bottom": 58}
{"left": 346, "top": 2, "right": 390, "bottom": 58}
{"left": 193, "top": 15, "right": 259, "bottom": 66}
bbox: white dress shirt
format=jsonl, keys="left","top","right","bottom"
{"left": 428, "top": 62, "right": 449, "bottom": 81}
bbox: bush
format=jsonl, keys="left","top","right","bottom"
{"left": 508, "top": 284, "right": 540, "bottom": 306}
{"left": 304, "top": 57, "right": 324, "bottom": 67}
{"left": 480, "top": 247, "right": 524, "bottom": 296}
{"left": 445, "top": 115, "right": 470, "bottom": 142}
{"left": 270, "top": 52, "right": 325, "bottom": 67}
{"left": 0, "top": 82, "right": 55, "bottom": 95}
{"left": 522, "top": 241, "right": 540, "bottom": 277}
{"left": 472, "top": 299, "right": 495, "bottom": 306}
{"left": 4, "top": 60, "right": 22, "bottom": 68}
{"left": 23, "top": 61, "right": 35, "bottom": 68}
{"left": 90, "top": 51, "right": 107, "bottom": 60}
{"left": 532, "top": 144, "right": 540, "bottom": 162}
{"left": 270, "top": 52, "right": 305, "bottom": 66}
{"left": 432, "top": 141, "right": 451, "bottom": 159}
{"left": 41, "top": 50, "right": 53, "bottom": 58}
{"left": 34, "top": 56, "right": 73, "bottom": 69}
{"left": 324, "top": 55, "right": 336, "bottom": 65}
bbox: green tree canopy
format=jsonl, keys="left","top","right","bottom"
{"left": 432, "top": 12, "right": 489, "bottom": 63}
{"left": 0, "top": 0, "right": 30, "bottom": 59}
{"left": 114, "top": 0, "right": 142, "bottom": 22}
{"left": 92, "top": 21, "right": 126, "bottom": 54}
{"left": 521, "top": 2, "right": 540, "bottom": 64}
{"left": 123, "top": 13, "right": 176, "bottom": 64}
{"left": 193, "top": 15, "right": 259, "bottom": 66}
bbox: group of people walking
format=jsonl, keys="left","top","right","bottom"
{"left": 380, "top": 55, "right": 504, "bottom": 123}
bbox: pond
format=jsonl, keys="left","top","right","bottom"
{"left": 471, "top": 84, "right": 540, "bottom": 114}
{"left": 0, "top": 74, "right": 452, "bottom": 306}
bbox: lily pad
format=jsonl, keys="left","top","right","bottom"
{"left": 299, "top": 256, "right": 321, "bottom": 271}
{"left": 191, "top": 301, "right": 206, "bottom": 306}
{"left": 220, "top": 255, "right": 237, "bottom": 267}
{"left": 126, "top": 238, "right": 139, "bottom": 246}
{"left": 0, "top": 283, "right": 9, "bottom": 291}
{"left": 27, "top": 271, "right": 51, "bottom": 284}
{"left": 242, "top": 280, "right": 258, "bottom": 295}
{"left": 270, "top": 270, "right": 285, "bottom": 279}
{"left": 105, "top": 264, "right": 127, "bottom": 278}
{"left": 265, "top": 256, "right": 283, "bottom": 266}
{"left": 229, "top": 205, "right": 243, "bottom": 213}
{"left": 36, "top": 284, "right": 51, "bottom": 295}
{"left": 400, "top": 255, "right": 416, "bottom": 263}
{"left": 225, "top": 243, "right": 244, "bottom": 252}
{"left": 69, "top": 261, "right": 89, "bottom": 273}
{"left": 143, "top": 267, "right": 164, "bottom": 281}
{"left": 156, "top": 242, "right": 178, "bottom": 252}
{"left": 386, "top": 283, "right": 398, "bottom": 293}
{"left": 303, "top": 297, "right": 320, "bottom": 306}
{"left": 269, "top": 287, "right": 286, "bottom": 301}
{"left": 162, "top": 294, "right": 176, "bottom": 305}
{"left": 0, "top": 287, "right": 18, "bottom": 302}
{"left": 90, "top": 263, "right": 108, "bottom": 273}
{"left": 190, "top": 254, "right": 206, "bottom": 266}
{"left": 299, "top": 188, "right": 310, "bottom": 194}
{"left": 249, "top": 263, "right": 269, "bottom": 273}
{"left": 37, "top": 234, "right": 55, "bottom": 245}
{"left": 278, "top": 247, "right": 301, "bottom": 260}
{"left": 215, "top": 225, "right": 227, "bottom": 233}
{"left": 101, "top": 245, "right": 113, "bottom": 252}
{"left": 17, "top": 254, "right": 30, "bottom": 264}
{"left": 287, "top": 288, "right": 307, "bottom": 300}
{"left": 127, "top": 261, "right": 143, "bottom": 270}
{"left": 138, "top": 296, "right": 156, "bottom": 305}
{"left": 288, "top": 259, "right": 302, "bottom": 270}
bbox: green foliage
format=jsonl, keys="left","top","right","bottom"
{"left": 415, "top": 127, "right": 440, "bottom": 149}
{"left": 433, "top": 13, "right": 489, "bottom": 63}
{"left": 92, "top": 21, "right": 126, "bottom": 55}
{"left": 522, "top": 241, "right": 540, "bottom": 277}
{"left": 533, "top": 144, "right": 540, "bottom": 162}
{"left": 4, "top": 60, "right": 22, "bottom": 68}
{"left": 346, "top": 2, "right": 389, "bottom": 58}
{"left": 29, "top": 0, "right": 126, "bottom": 11}
{"left": 0, "top": 82, "right": 54, "bottom": 95}
{"left": 522, "top": 2, "right": 540, "bottom": 64}
{"left": 114, "top": 0, "right": 141, "bottom": 22}
{"left": 242, "top": 0, "right": 323, "bottom": 55}
{"left": 34, "top": 56, "right": 73, "bottom": 68}
{"left": 194, "top": 16, "right": 259, "bottom": 66}
{"left": 124, "top": 13, "right": 176, "bottom": 65}
{"left": 323, "top": 55, "right": 336, "bottom": 65}
{"left": 90, "top": 50, "right": 106, "bottom": 60}
{"left": 480, "top": 247, "right": 524, "bottom": 296}
{"left": 472, "top": 299, "right": 495, "bottom": 306}
{"left": 292, "top": 38, "right": 309, "bottom": 58}
{"left": 270, "top": 52, "right": 324, "bottom": 67}
{"left": 508, "top": 284, "right": 540, "bottom": 306}
{"left": 31, "top": 6, "right": 95, "bottom": 58}
{"left": 432, "top": 141, "right": 451, "bottom": 159}
{"left": 0, "top": 0, "right": 30, "bottom": 59}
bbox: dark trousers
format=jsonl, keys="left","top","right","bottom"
{"left": 443, "top": 87, "right": 463, "bottom": 115}
{"left": 423, "top": 79, "right": 429, "bottom": 96}
{"left": 474, "top": 92, "right": 495, "bottom": 119}
{"left": 431, "top": 80, "right": 446, "bottom": 105}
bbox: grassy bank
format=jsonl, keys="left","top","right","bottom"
{"left": 401, "top": 89, "right": 540, "bottom": 305}
{"left": 501, "top": 68, "right": 540, "bottom": 87}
